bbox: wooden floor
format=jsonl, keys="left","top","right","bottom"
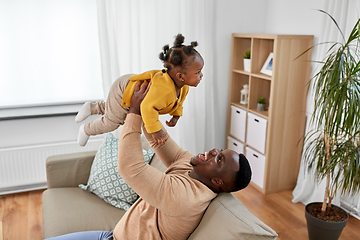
{"left": 0, "top": 190, "right": 43, "bottom": 240}
{"left": 233, "top": 184, "right": 360, "bottom": 240}
{"left": 0, "top": 185, "right": 359, "bottom": 240}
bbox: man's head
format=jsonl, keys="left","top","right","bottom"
{"left": 189, "top": 149, "right": 252, "bottom": 193}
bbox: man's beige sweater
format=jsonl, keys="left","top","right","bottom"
{"left": 113, "top": 114, "right": 216, "bottom": 240}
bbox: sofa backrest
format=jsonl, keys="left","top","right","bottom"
{"left": 149, "top": 154, "right": 167, "bottom": 173}
{"left": 188, "top": 192, "right": 278, "bottom": 239}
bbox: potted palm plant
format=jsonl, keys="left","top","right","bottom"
{"left": 301, "top": 10, "right": 360, "bottom": 240}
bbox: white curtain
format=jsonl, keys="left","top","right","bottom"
{"left": 96, "top": 0, "right": 216, "bottom": 154}
{"left": 292, "top": 0, "right": 360, "bottom": 206}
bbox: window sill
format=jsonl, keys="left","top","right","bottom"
{"left": 0, "top": 103, "right": 91, "bottom": 120}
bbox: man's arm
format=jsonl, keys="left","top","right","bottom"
{"left": 142, "top": 124, "right": 189, "bottom": 168}
{"left": 120, "top": 80, "right": 187, "bottom": 170}
{"left": 117, "top": 82, "right": 173, "bottom": 209}
{"left": 117, "top": 81, "right": 197, "bottom": 215}
{"left": 117, "top": 81, "right": 165, "bottom": 205}
{"left": 132, "top": 80, "right": 189, "bottom": 168}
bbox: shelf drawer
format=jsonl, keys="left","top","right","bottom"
{"left": 230, "top": 105, "right": 247, "bottom": 142}
{"left": 246, "top": 147, "right": 265, "bottom": 189}
{"left": 246, "top": 112, "right": 267, "bottom": 154}
{"left": 227, "top": 136, "right": 244, "bottom": 154}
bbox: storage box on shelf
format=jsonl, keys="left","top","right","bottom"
{"left": 226, "top": 33, "right": 313, "bottom": 194}
{"left": 227, "top": 136, "right": 245, "bottom": 155}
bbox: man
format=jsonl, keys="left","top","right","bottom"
{"left": 45, "top": 81, "right": 251, "bottom": 240}
{"left": 113, "top": 81, "right": 252, "bottom": 240}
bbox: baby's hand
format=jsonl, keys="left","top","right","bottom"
{"left": 166, "top": 116, "right": 180, "bottom": 127}
{"left": 152, "top": 129, "right": 168, "bottom": 146}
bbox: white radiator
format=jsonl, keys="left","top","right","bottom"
{"left": 341, "top": 194, "right": 360, "bottom": 220}
{"left": 0, "top": 138, "right": 103, "bottom": 195}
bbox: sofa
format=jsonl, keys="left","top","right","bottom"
{"left": 42, "top": 135, "right": 278, "bottom": 239}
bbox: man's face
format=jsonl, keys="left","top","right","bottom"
{"left": 190, "top": 149, "right": 240, "bottom": 191}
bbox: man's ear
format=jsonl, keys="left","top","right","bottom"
{"left": 211, "top": 178, "right": 224, "bottom": 187}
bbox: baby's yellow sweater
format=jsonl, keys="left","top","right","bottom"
{"left": 121, "top": 70, "right": 189, "bottom": 133}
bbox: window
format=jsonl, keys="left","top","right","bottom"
{"left": 0, "top": 0, "right": 103, "bottom": 109}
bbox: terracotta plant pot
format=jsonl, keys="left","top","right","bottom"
{"left": 305, "top": 202, "right": 349, "bottom": 240}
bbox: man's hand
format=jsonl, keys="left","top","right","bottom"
{"left": 129, "top": 80, "right": 151, "bottom": 115}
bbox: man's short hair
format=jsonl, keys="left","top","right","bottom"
{"left": 233, "top": 153, "right": 252, "bottom": 192}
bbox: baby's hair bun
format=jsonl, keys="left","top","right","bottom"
{"left": 163, "top": 44, "right": 170, "bottom": 52}
{"left": 190, "top": 41, "right": 198, "bottom": 48}
{"left": 159, "top": 44, "right": 170, "bottom": 61}
{"left": 174, "top": 33, "right": 185, "bottom": 47}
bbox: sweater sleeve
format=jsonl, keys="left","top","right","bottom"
{"left": 140, "top": 83, "right": 173, "bottom": 133}
{"left": 117, "top": 114, "right": 165, "bottom": 202}
{"left": 171, "top": 105, "right": 183, "bottom": 117}
{"left": 117, "top": 114, "right": 201, "bottom": 215}
{"left": 141, "top": 123, "right": 190, "bottom": 168}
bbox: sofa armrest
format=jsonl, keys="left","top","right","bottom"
{"left": 46, "top": 151, "right": 97, "bottom": 188}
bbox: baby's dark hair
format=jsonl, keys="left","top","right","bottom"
{"left": 159, "top": 33, "right": 202, "bottom": 73}
{"left": 232, "top": 154, "right": 252, "bottom": 192}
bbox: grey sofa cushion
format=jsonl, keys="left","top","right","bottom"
{"left": 42, "top": 187, "right": 126, "bottom": 238}
{"left": 46, "top": 151, "right": 96, "bottom": 188}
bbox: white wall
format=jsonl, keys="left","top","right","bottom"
{"left": 265, "top": 0, "right": 327, "bottom": 72}
{"left": 265, "top": 0, "right": 326, "bottom": 35}
{"left": 0, "top": 0, "right": 328, "bottom": 150}
{"left": 213, "top": 0, "right": 268, "bottom": 148}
